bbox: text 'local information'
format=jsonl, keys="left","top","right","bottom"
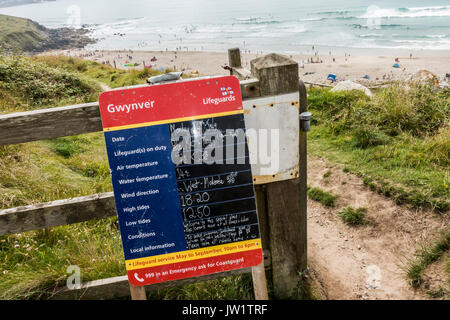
{"left": 99, "top": 76, "right": 263, "bottom": 286}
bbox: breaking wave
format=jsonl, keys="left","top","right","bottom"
{"left": 360, "top": 5, "right": 450, "bottom": 19}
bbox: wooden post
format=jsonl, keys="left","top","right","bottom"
{"left": 250, "top": 53, "right": 305, "bottom": 299}
{"left": 252, "top": 185, "right": 270, "bottom": 300}
{"left": 228, "top": 48, "right": 242, "bottom": 68}
{"left": 250, "top": 53, "right": 299, "bottom": 96}
{"left": 298, "top": 80, "right": 308, "bottom": 272}
{"left": 251, "top": 262, "right": 269, "bottom": 300}
{"left": 129, "top": 283, "right": 147, "bottom": 300}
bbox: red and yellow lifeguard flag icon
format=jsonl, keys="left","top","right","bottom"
{"left": 99, "top": 76, "right": 263, "bottom": 286}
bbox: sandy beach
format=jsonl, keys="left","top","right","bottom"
{"left": 43, "top": 48, "right": 450, "bottom": 87}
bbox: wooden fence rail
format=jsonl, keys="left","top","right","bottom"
{"left": 0, "top": 192, "right": 115, "bottom": 236}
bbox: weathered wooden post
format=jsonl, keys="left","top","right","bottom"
{"left": 227, "top": 48, "right": 252, "bottom": 80}
{"left": 129, "top": 283, "right": 146, "bottom": 300}
{"left": 298, "top": 81, "right": 308, "bottom": 272}
{"left": 228, "top": 48, "right": 242, "bottom": 68}
{"left": 250, "top": 53, "right": 306, "bottom": 299}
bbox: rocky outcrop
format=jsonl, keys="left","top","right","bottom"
{"left": 37, "top": 27, "right": 96, "bottom": 53}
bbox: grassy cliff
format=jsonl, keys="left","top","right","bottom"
{"left": 0, "top": 14, "right": 94, "bottom": 53}
{"left": 0, "top": 14, "right": 49, "bottom": 52}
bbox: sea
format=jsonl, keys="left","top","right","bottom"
{"left": 1, "top": 0, "right": 450, "bottom": 54}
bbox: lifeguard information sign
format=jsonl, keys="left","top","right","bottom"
{"left": 99, "top": 76, "right": 263, "bottom": 286}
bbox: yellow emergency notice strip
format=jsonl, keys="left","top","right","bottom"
{"left": 104, "top": 110, "right": 243, "bottom": 132}
{"left": 125, "top": 238, "right": 262, "bottom": 271}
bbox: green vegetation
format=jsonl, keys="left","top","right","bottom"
{"left": 307, "top": 187, "right": 338, "bottom": 208}
{"left": 292, "top": 270, "right": 319, "bottom": 300}
{"left": 0, "top": 14, "right": 48, "bottom": 52}
{"left": 0, "top": 55, "right": 99, "bottom": 114}
{"left": 35, "top": 55, "right": 175, "bottom": 89}
{"left": 0, "top": 218, "right": 124, "bottom": 299}
{"left": 147, "top": 274, "right": 255, "bottom": 300}
{"left": 307, "top": 85, "right": 449, "bottom": 212}
{"left": 406, "top": 231, "right": 450, "bottom": 289}
{"left": 338, "top": 207, "right": 368, "bottom": 226}
{"left": 0, "top": 55, "right": 98, "bottom": 111}
{"left": 0, "top": 55, "right": 251, "bottom": 300}
{"left": 447, "top": 259, "right": 450, "bottom": 279}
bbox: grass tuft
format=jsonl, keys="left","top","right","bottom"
{"left": 338, "top": 207, "right": 368, "bottom": 226}
{"left": 307, "top": 187, "right": 338, "bottom": 208}
{"left": 406, "top": 231, "right": 450, "bottom": 288}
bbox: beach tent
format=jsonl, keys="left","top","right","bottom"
{"left": 393, "top": 63, "right": 400, "bottom": 68}
{"left": 327, "top": 74, "right": 337, "bottom": 82}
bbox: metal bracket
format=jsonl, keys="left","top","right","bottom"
{"left": 300, "top": 112, "right": 312, "bottom": 132}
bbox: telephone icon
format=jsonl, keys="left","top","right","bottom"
{"left": 134, "top": 272, "right": 145, "bottom": 283}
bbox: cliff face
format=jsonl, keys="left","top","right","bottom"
{"left": 0, "top": 14, "right": 95, "bottom": 53}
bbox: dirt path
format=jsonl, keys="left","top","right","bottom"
{"left": 98, "top": 82, "right": 112, "bottom": 92}
{"left": 306, "top": 157, "right": 449, "bottom": 300}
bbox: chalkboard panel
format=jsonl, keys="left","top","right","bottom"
{"left": 169, "top": 114, "right": 259, "bottom": 250}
